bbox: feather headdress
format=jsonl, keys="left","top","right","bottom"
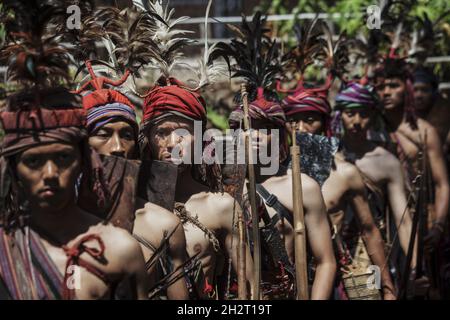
{"left": 408, "top": 10, "right": 450, "bottom": 66}
{"left": 132, "top": 0, "right": 196, "bottom": 83}
{"left": 131, "top": 0, "right": 232, "bottom": 91}
{"left": 223, "top": 11, "right": 282, "bottom": 103}
{"left": 185, "top": 0, "right": 232, "bottom": 91}
{"left": 278, "top": 17, "right": 349, "bottom": 94}
{"left": 0, "top": 0, "right": 73, "bottom": 94}
{"left": 0, "top": 0, "right": 110, "bottom": 230}
{"left": 70, "top": 3, "right": 163, "bottom": 94}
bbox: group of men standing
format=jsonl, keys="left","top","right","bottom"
{"left": 0, "top": 0, "right": 448, "bottom": 300}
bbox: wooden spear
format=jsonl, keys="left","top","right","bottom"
{"left": 241, "top": 84, "right": 261, "bottom": 299}
{"left": 236, "top": 169, "right": 247, "bottom": 299}
{"left": 290, "top": 123, "right": 310, "bottom": 300}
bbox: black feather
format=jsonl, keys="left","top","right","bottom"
{"left": 0, "top": 0, "right": 74, "bottom": 88}
{"left": 225, "top": 12, "right": 282, "bottom": 102}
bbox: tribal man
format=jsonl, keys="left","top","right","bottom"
{"left": 139, "top": 77, "right": 255, "bottom": 299}
{"left": 79, "top": 67, "right": 189, "bottom": 299}
{"left": 413, "top": 67, "right": 449, "bottom": 145}
{"left": 375, "top": 58, "right": 449, "bottom": 254}
{"left": 224, "top": 12, "right": 336, "bottom": 300}
{"left": 282, "top": 88, "right": 396, "bottom": 299}
{"left": 333, "top": 82, "right": 417, "bottom": 278}
{"left": 0, "top": 1, "right": 148, "bottom": 300}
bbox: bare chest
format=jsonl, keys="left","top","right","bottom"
{"left": 354, "top": 156, "right": 386, "bottom": 188}
{"left": 44, "top": 244, "right": 112, "bottom": 300}
{"left": 322, "top": 171, "right": 349, "bottom": 212}
{"left": 181, "top": 201, "right": 221, "bottom": 267}
{"left": 394, "top": 129, "right": 422, "bottom": 161}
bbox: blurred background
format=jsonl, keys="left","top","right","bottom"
{"left": 1, "top": 0, "right": 449, "bottom": 132}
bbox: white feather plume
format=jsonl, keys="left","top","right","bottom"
{"left": 188, "top": 0, "right": 230, "bottom": 90}
{"left": 137, "top": 0, "right": 195, "bottom": 79}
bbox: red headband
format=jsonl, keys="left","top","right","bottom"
{"left": 142, "top": 78, "right": 206, "bottom": 125}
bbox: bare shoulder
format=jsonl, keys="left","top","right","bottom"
{"left": 417, "top": 119, "right": 441, "bottom": 144}
{"left": 417, "top": 118, "right": 436, "bottom": 132}
{"left": 186, "top": 192, "right": 238, "bottom": 229}
{"left": 335, "top": 158, "right": 365, "bottom": 190}
{"left": 335, "top": 158, "right": 360, "bottom": 179}
{"left": 84, "top": 223, "right": 142, "bottom": 261}
{"left": 264, "top": 171, "right": 293, "bottom": 192}
{"left": 300, "top": 173, "right": 325, "bottom": 209}
{"left": 300, "top": 171, "right": 321, "bottom": 194}
{"left": 136, "top": 202, "right": 181, "bottom": 231}
{"left": 204, "top": 192, "right": 237, "bottom": 213}
{"left": 263, "top": 170, "right": 320, "bottom": 198}
{"left": 370, "top": 147, "right": 405, "bottom": 184}
{"left": 370, "top": 146, "right": 400, "bottom": 170}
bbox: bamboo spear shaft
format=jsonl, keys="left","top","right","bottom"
{"left": 241, "top": 84, "right": 261, "bottom": 299}
{"left": 290, "top": 123, "right": 310, "bottom": 300}
{"left": 237, "top": 182, "right": 247, "bottom": 298}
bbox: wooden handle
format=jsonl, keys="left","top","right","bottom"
{"left": 241, "top": 83, "right": 261, "bottom": 300}
{"left": 290, "top": 122, "right": 310, "bottom": 300}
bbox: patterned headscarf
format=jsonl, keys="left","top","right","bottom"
{"left": 142, "top": 78, "right": 207, "bottom": 127}
{"left": 229, "top": 88, "right": 289, "bottom": 163}
{"left": 82, "top": 88, "right": 138, "bottom": 136}
{"left": 335, "top": 82, "right": 380, "bottom": 110}
{"left": 282, "top": 88, "right": 332, "bottom": 137}
{"left": 332, "top": 82, "right": 381, "bottom": 137}
{"left": 140, "top": 77, "right": 221, "bottom": 192}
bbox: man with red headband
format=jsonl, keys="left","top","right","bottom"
{"left": 0, "top": 91, "right": 149, "bottom": 300}
{"left": 140, "top": 77, "right": 255, "bottom": 299}
{"left": 376, "top": 58, "right": 449, "bottom": 257}
{"left": 283, "top": 88, "right": 396, "bottom": 299}
{"left": 0, "top": 2, "right": 149, "bottom": 299}
{"left": 79, "top": 70, "right": 190, "bottom": 300}
{"left": 229, "top": 88, "right": 336, "bottom": 299}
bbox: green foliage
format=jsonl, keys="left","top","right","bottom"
{"left": 206, "top": 106, "right": 230, "bottom": 130}
{"left": 259, "top": 0, "right": 450, "bottom": 37}
{"left": 0, "top": 3, "right": 5, "bottom": 46}
{"left": 257, "top": 0, "right": 450, "bottom": 81}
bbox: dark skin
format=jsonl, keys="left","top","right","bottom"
{"left": 417, "top": 88, "right": 450, "bottom": 146}
{"left": 341, "top": 107, "right": 416, "bottom": 261}
{"left": 341, "top": 106, "right": 437, "bottom": 295}
{"left": 380, "top": 77, "right": 449, "bottom": 253}
{"left": 287, "top": 112, "right": 396, "bottom": 299}
{"left": 15, "top": 143, "right": 148, "bottom": 300}
{"left": 285, "top": 112, "right": 325, "bottom": 136}
{"left": 413, "top": 82, "right": 435, "bottom": 118}
{"left": 17, "top": 143, "right": 82, "bottom": 213}
{"left": 88, "top": 119, "right": 189, "bottom": 300}
{"left": 245, "top": 119, "right": 336, "bottom": 299}
{"left": 378, "top": 78, "right": 406, "bottom": 112}
{"left": 148, "top": 116, "right": 255, "bottom": 298}
{"left": 88, "top": 120, "right": 136, "bottom": 159}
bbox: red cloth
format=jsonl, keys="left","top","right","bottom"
{"left": 0, "top": 108, "right": 86, "bottom": 132}
{"left": 143, "top": 79, "right": 206, "bottom": 124}
{"left": 0, "top": 108, "right": 87, "bottom": 158}
{"left": 82, "top": 89, "right": 134, "bottom": 111}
